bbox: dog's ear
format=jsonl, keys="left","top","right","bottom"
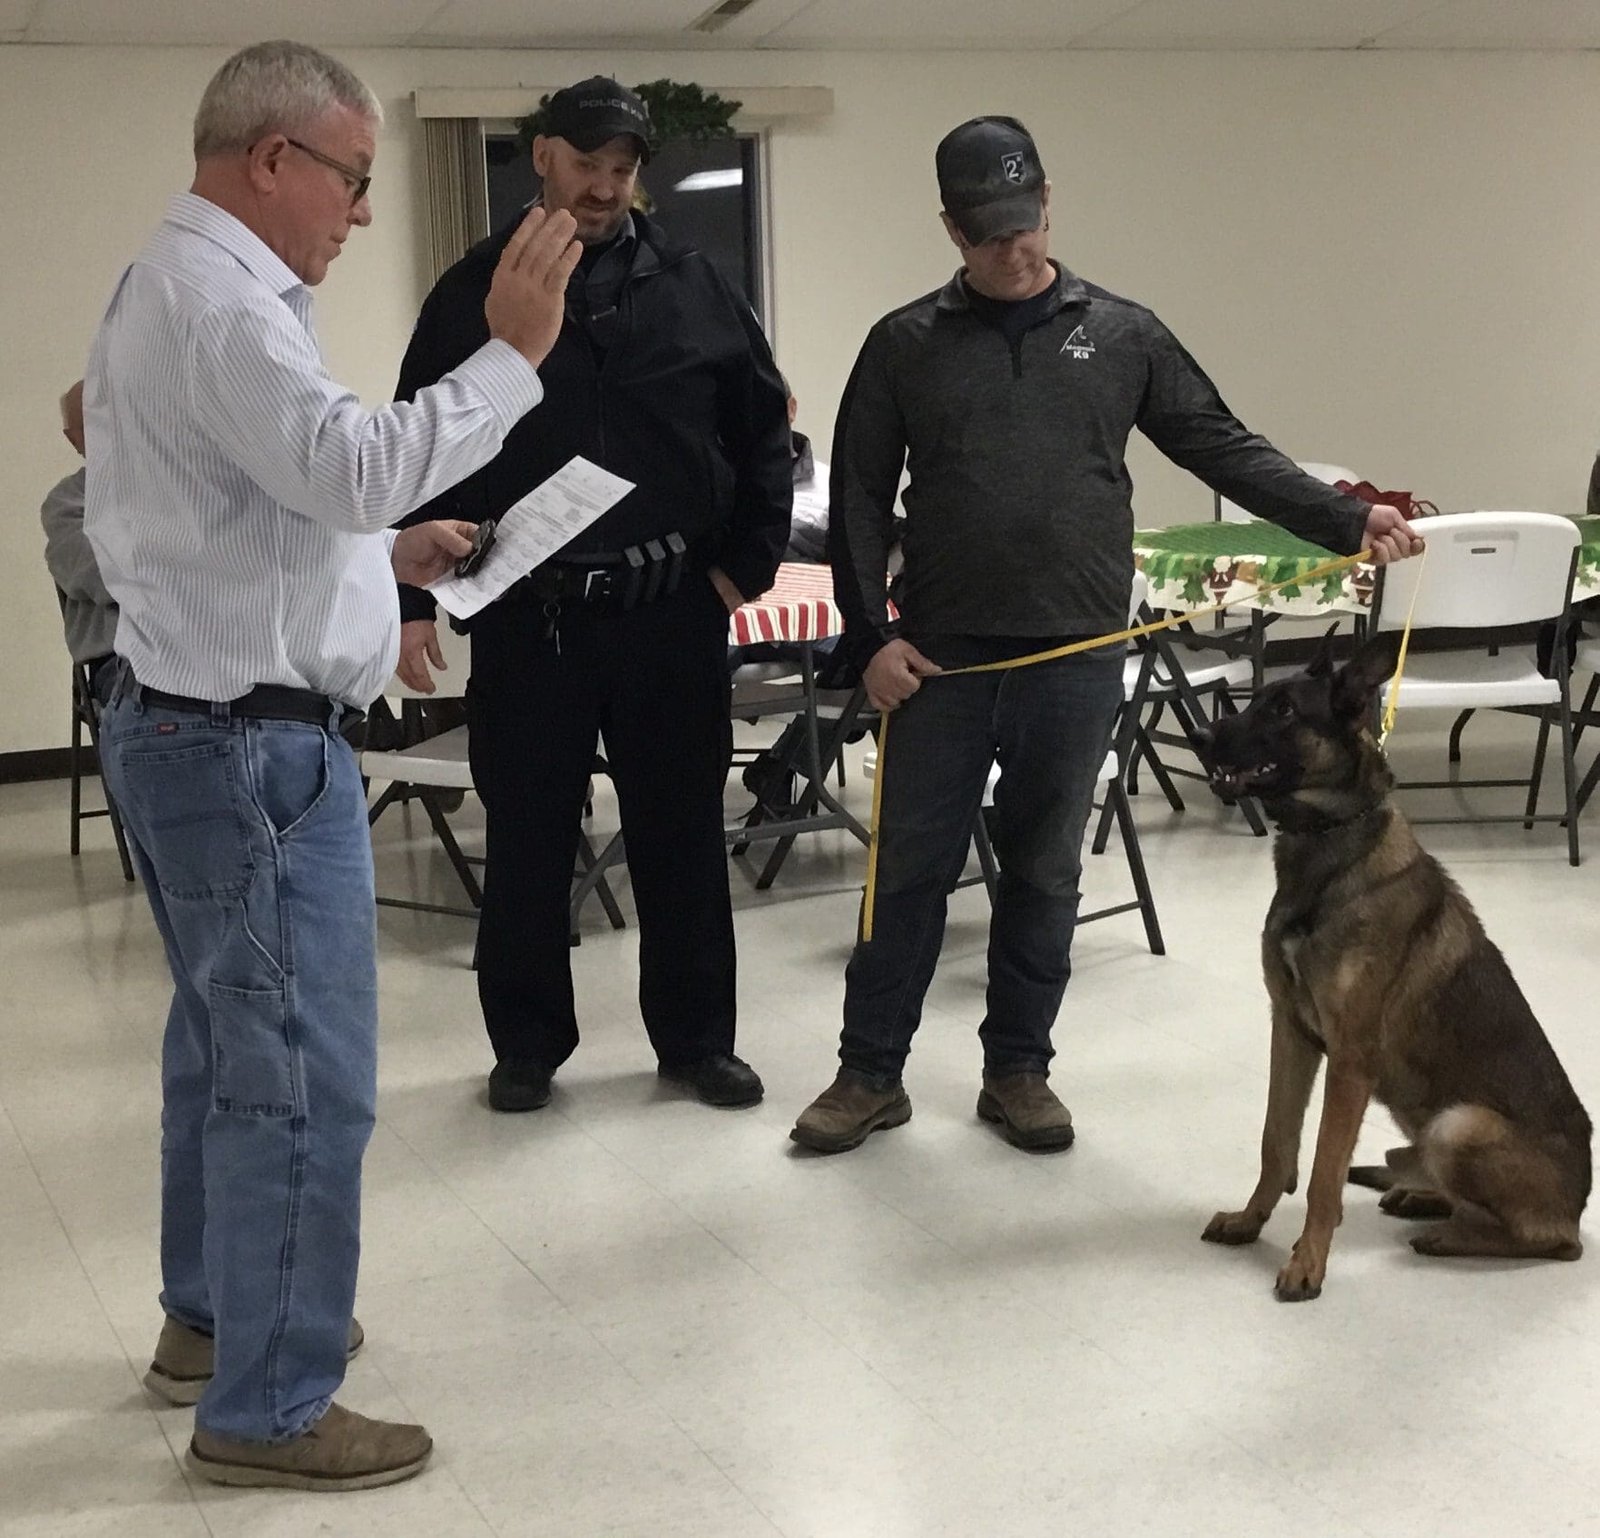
{"left": 1304, "top": 623, "right": 1342, "bottom": 679}
{"left": 1331, "top": 630, "right": 1402, "bottom": 718}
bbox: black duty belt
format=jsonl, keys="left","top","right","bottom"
{"left": 132, "top": 679, "right": 363, "bottom": 733}
{"left": 514, "top": 533, "right": 692, "bottom": 614}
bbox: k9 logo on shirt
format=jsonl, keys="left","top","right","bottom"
{"left": 1059, "top": 325, "right": 1096, "bottom": 359}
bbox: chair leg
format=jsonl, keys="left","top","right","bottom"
{"left": 576, "top": 832, "right": 628, "bottom": 931}
{"left": 729, "top": 796, "right": 769, "bottom": 860}
{"left": 79, "top": 686, "right": 138, "bottom": 881}
{"left": 106, "top": 792, "right": 136, "bottom": 883}
{"left": 1110, "top": 780, "right": 1164, "bottom": 956}
{"left": 1525, "top": 712, "right": 1552, "bottom": 830}
{"left": 1208, "top": 692, "right": 1268, "bottom": 837}
{"left": 1448, "top": 708, "right": 1475, "bottom": 767}
{"left": 1093, "top": 698, "right": 1140, "bottom": 856}
{"left": 1135, "top": 724, "right": 1187, "bottom": 813}
{"left": 1089, "top": 793, "right": 1117, "bottom": 857}
{"left": 1577, "top": 746, "right": 1600, "bottom": 820}
{"left": 420, "top": 792, "right": 482, "bottom": 905}
{"left": 1575, "top": 673, "right": 1599, "bottom": 753}
{"left": 971, "top": 810, "right": 1000, "bottom": 904}
{"left": 366, "top": 781, "right": 405, "bottom": 825}
{"left": 755, "top": 828, "right": 800, "bottom": 891}
{"left": 571, "top": 830, "right": 626, "bottom": 939}
{"left": 1130, "top": 699, "right": 1166, "bottom": 795}
{"left": 1560, "top": 681, "right": 1581, "bottom": 867}
{"left": 68, "top": 695, "right": 84, "bottom": 857}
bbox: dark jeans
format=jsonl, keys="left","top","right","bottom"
{"left": 469, "top": 572, "right": 737, "bottom": 1072}
{"left": 840, "top": 637, "right": 1124, "bottom": 1088}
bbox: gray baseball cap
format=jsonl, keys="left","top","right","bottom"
{"left": 935, "top": 117, "right": 1045, "bottom": 244}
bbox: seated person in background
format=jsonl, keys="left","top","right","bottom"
{"left": 41, "top": 381, "right": 119, "bottom": 696}
{"left": 783, "top": 384, "right": 830, "bottom": 562}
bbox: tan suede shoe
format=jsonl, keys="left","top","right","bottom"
{"left": 977, "top": 1072, "right": 1075, "bottom": 1151}
{"left": 790, "top": 1071, "right": 911, "bottom": 1154}
{"left": 186, "top": 1401, "right": 431, "bottom": 1491}
{"left": 144, "top": 1316, "right": 365, "bottom": 1407}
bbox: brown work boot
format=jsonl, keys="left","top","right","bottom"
{"left": 186, "top": 1402, "right": 432, "bottom": 1491}
{"left": 145, "top": 1316, "right": 365, "bottom": 1407}
{"left": 790, "top": 1070, "right": 911, "bottom": 1154}
{"left": 977, "top": 1072, "right": 1075, "bottom": 1152}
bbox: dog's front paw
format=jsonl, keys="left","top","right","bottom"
{"left": 1203, "top": 1208, "right": 1266, "bottom": 1246}
{"left": 1274, "top": 1248, "right": 1325, "bottom": 1302}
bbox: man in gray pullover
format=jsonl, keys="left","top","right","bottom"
{"left": 41, "top": 381, "right": 119, "bottom": 691}
{"left": 792, "top": 115, "right": 1421, "bottom": 1156}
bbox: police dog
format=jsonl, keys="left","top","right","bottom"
{"left": 1200, "top": 632, "right": 1591, "bottom": 1301}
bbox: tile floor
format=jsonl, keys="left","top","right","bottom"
{"left": 3, "top": 710, "right": 1599, "bottom": 1537}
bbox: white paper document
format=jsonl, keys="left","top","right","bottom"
{"left": 426, "top": 456, "right": 636, "bottom": 620}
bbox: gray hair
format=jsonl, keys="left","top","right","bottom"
{"left": 193, "top": 40, "right": 382, "bottom": 159}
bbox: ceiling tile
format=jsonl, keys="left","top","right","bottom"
{"left": 10, "top": 0, "right": 1600, "bottom": 50}
{"left": 417, "top": 0, "right": 712, "bottom": 46}
{"left": 763, "top": 0, "right": 1145, "bottom": 47}
{"left": 708, "top": 0, "right": 821, "bottom": 41}
{"left": 1083, "top": 0, "right": 1446, "bottom": 49}
{"left": 1374, "top": 0, "right": 1600, "bottom": 48}
{"left": 26, "top": 0, "right": 447, "bottom": 46}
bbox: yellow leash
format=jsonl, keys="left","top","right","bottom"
{"left": 1377, "top": 542, "right": 1427, "bottom": 747}
{"left": 861, "top": 545, "right": 1419, "bottom": 941}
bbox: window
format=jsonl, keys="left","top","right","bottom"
{"left": 483, "top": 131, "right": 767, "bottom": 322}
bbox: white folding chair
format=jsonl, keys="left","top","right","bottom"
{"left": 1097, "top": 570, "right": 1266, "bottom": 846}
{"left": 360, "top": 623, "right": 484, "bottom": 917}
{"left": 862, "top": 743, "right": 1164, "bottom": 955}
{"left": 724, "top": 656, "right": 875, "bottom": 889}
{"left": 361, "top": 625, "right": 626, "bottom": 930}
{"left": 1372, "top": 512, "right": 1583, "bottom": 864}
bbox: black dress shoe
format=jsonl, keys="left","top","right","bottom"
{"left": 658, "top": 1054, "right": 764, "bottom": 1108}
{"left": 487, "top": 1060, "right": 553, "bottom": 1112}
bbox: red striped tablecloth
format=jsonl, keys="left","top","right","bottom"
{"left": 729, "top": 563, "right": 845, "bottom": 647}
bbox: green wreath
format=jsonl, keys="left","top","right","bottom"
{"left": 515, "top": 80, "right": 742, "bottom": 154}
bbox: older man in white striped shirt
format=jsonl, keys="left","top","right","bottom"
{"left": 84, "top": 41, "right": 579, "bottom": 1491}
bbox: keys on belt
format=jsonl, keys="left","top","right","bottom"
{"left": 526, "top": 533, "right": 689, "bottom": 631}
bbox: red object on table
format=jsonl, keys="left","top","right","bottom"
{"left": 1334, "top": 480, "right": 1439, "bottom": 520}
{"left": 728, "top": 563, "right": 846, "bottom": 647}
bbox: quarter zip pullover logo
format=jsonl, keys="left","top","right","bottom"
{"left": 1060, "top": 325, "right": 1096, "bottom": 359}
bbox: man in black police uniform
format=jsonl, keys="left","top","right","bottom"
{"left": 791, "top": 116, "right": 1422, "bottom": 1156}
{"left": 395, "top": 78, "right": 791, "bottom": 1113}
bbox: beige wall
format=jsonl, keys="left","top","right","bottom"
{"left": 5, "top": 42, "right": 1600, "bottom": 754}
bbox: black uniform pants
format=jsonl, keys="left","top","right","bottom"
{"left": 467, "top": 573, "right": 737, "bottom": 1071}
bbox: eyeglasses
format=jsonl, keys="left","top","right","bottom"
{"left": 283, "top": 137, "right": 372, "bottom": 205}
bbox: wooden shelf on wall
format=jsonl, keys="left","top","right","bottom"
{"left": 411, "top": 86, "right": 833, "bottom": 128}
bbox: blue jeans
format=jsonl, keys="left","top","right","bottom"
{"left": 840, "top": 638, "right": 1124, "bottom": 1087}
{"left": 98, "top": 678, "right": 377, "bottom": 1444}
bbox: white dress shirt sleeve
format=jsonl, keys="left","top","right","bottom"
{"left": 190, "top": 296, "right": 542, "bottom": 535}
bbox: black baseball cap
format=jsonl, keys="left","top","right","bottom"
{"left": 543, "top": 76, "right": 653, "bottom": 164}
{"left": 935, "top": 117, "right": 1046, "bottom": 244}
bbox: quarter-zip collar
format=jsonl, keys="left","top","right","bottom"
{"left": 934, "top": 259, "right": 1088, "bottom": 318}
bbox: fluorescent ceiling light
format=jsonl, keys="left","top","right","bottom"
{"left": 673, "top": 169, "right": 744, "bottom": 192}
